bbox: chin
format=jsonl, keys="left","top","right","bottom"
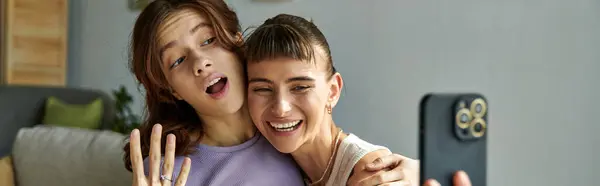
{"left": 270, "top": 141, "right": 300, "bottom": 154}
{"left": 261, "top": 133, "right": 303, "bottom": 153}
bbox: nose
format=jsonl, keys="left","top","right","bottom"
{"left": 192, "top": 55, "right": 213, "bottom": 76}
{"left": 270, "top": 93, "right": 292, "bottom": 117}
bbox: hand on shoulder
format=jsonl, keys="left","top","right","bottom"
{"left": 347, "top": 150, "right": 419, "bottom": 186}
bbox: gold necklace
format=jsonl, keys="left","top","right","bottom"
{"left": 306, "top": 128, "right": 343, "bottom": 186}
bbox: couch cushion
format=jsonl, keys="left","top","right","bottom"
{"left": 43, "top": 96, "right": 104, "bottom": 129}
{"left": 11, "top": 126, "right": 132, "bottom": 186}
{"left": 0, "top": 85, "right": 116, "bottom": 157}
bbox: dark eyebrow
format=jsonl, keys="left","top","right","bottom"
{"left": 248, "top": 76, "right": 315, "bottom": 84}
{"left": 248, "top": 78, "right": 273, "bottom": 84}
{"left": 286, "top": 76, "right": 315, "bottom": 83}
{"left": 159, "top": 22, "right": 212, "bottom": 59}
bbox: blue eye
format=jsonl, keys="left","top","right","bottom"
{"left": 201, "top": 37, "right": 216, "bottom": 46}
{"left": 170, "top": 56, "right": 185, "bottom": 69}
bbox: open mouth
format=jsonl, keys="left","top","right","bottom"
{"left": 268, "top": 120, "right": 303, "bottom": 132}
{"left": 206, "top": 77, "right": 228, "bottom": 95}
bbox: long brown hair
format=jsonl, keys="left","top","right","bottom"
{"left": 123, "top": 0, "right": 243, "bottom": 172}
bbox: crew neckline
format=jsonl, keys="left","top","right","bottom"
{"left": 196, "top": 132, "right": 262, "bottom": 153}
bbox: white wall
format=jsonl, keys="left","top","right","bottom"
{"left": 69, "top": 0, "right": 600, "bottom": 185}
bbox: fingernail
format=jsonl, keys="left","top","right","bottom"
{"left": 131, "top": 129, "right": 138, "bottom": 137}
{"left": 153, "top": 124, "right": 161, "bottom": 132}
{"left": 167, "top": 134, "right": 175, "bottom": 144}
{"left": 368, "top": 162, "right": 381, "bottom": 169}
{"left": 457, "top": 170, "right": 469, "bottom": 182}
{"left": 427, "top": 179, "right": 441, "bottom": 186}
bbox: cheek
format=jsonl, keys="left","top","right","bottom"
{"left": 225, "top": 61, "right": 243, "bottom": 76}
{"left": 168, "top": 73, "right": 193, "bottom": 92}
{"left": 165, "top": 74, "right": 183, "bottom": 91}
{"left": 295, "top": 93, "right": 326, "bottom": 119}
{"left": 247, "top": 93, "right": 269, "bottom": 118}
{"left": 217, "top": 50, "right": 243, "bottom": 72}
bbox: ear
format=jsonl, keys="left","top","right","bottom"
{"left": 328, "top": 72, "right": 344, "bottom": 108}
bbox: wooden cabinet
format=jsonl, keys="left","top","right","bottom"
{"left": 1, "top": 0, "right": 68, "bottom": 86}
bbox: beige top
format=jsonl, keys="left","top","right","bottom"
{"left": 324, "top": 134, "right": 390, "bottom": 186}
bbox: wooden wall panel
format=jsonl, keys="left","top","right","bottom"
{"left": 1, "top": 0, "right": 68, "bottom": 86}
{"left": 1, "top": 0, "right": 6, "bottom": 84}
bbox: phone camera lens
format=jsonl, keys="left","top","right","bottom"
{"left": 474, "top": 122, "right": 483, "bottom": 132}
{"left": 470, "top": 98, "right": 487, "bottom": 118}
{"left": 470, "top": 118, "right": 486, "bottom": 138}
{"left": 460, "top": 113, "right": 469, "bottom": 123}
{"left": 455, "top": 108, "right": 472, "bottom": 129}
{"left": 475, "top": 104, "right": 482, "bottom": 113}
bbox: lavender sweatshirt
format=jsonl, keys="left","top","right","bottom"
{"left": 144, "top": 133, "right": 305, "bottom": 186}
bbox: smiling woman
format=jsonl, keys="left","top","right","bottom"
{"left": 124, "top": 0, "right": 419, "bottom": 186}
{"left": 244, "top": 14, "right": 418, "bottom": 186}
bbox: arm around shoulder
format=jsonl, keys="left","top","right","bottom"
{"left": 348, "top": 149, "right": 420, "bottom": 186}
{"left": 347, "top": 149, "right": 393, "bottom": 185}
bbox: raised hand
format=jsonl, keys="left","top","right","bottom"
{"left": 423, "top": 171, "right": 472, "bottom": 186}
{"left": 129, "top": 124, "right": 191, "bottom": 186}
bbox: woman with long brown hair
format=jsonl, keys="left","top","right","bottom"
{"left": 124, "top": 0, "right": 419, "bottom": 185}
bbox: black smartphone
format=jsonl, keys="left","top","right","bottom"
{"left": 419, "top": 93, "right": 488, "bottom": 186}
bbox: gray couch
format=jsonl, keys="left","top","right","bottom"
{"left": 11, "top": 125, "right": 132, "bottom": 186}
{"left": 0, "top": 85, "right": 132, "bottom": 186}
{"left": 0, "top": 85, "right": 116, "bottom": 157}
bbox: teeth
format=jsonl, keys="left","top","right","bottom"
{"left": 270, "top": 120, "right": 301, "bottom": 131}
{"left": 276, "top": 127, "right": 295, "bottom": 132}
{"left": 208, "top": 77, "right": 221, "bottom": 87}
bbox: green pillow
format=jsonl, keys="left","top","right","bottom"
{"left": 43, "top": 96, "right": 104, "bottom": 129}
